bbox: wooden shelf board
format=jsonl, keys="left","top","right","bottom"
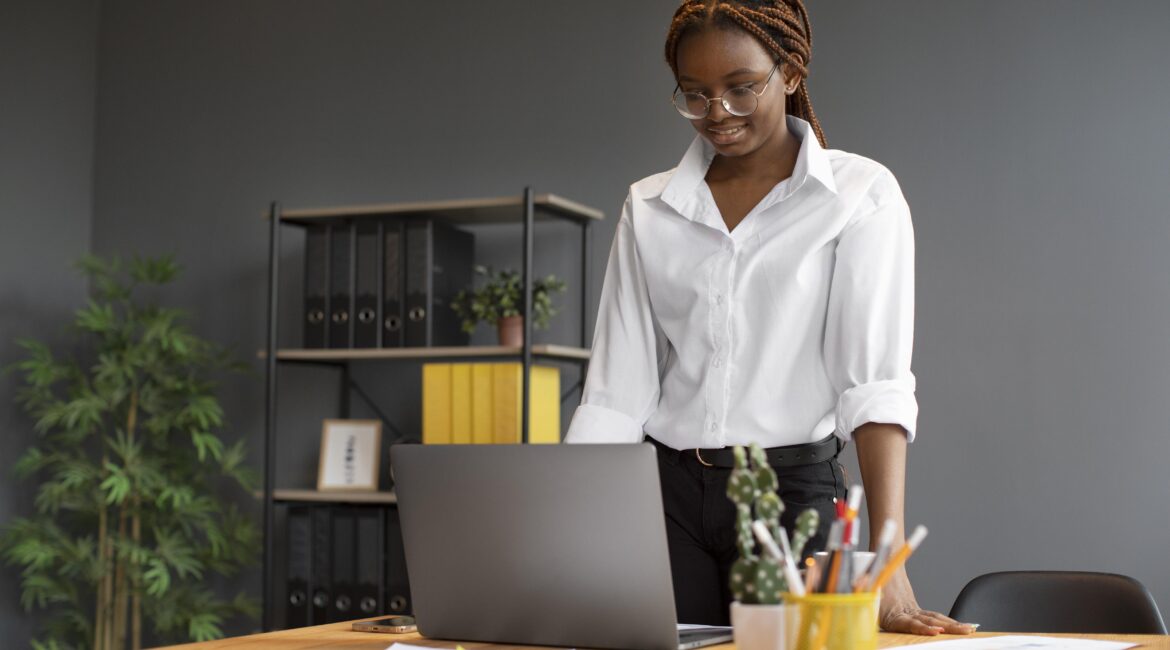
{"left": 258, "top": 344, "right": 591, "bottom": 362}
{"left": 267, "top": 489, "right": 398, "bottom": 504}
{"left": 273, "top": 193, "right": 604, "bottom": 225}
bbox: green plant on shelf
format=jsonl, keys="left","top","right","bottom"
{"left": 450, "top": 265, "right": 567, "bottom": 336}
{"left": 0, "top": 254, "right": 260, "bottom": 649}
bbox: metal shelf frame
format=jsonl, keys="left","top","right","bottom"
{"left": 260, "top": 187, "right": 598, "bottom": 630}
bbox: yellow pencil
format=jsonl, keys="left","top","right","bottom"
{"left": 869, "top": 525, "right": 929, "bottom": 592}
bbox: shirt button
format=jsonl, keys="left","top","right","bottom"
{"left": 713, "top": 358, "right": 722, "bottom": 368}
{"left": 716, "top": 294, "right": 724, "bottom": 306}
{"left": 709, "top": 423, "right": 717, "bottom": 433}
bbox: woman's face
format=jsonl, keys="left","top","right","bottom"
{"left": 674, "top": 27, "right": 796, "bottom": 157}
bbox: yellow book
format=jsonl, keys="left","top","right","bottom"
{"left": 421, "top": 363, "right": 452, "bottom": 444}
{"left": 492, "top": 363, "right": 560, "bottom": 444}
{"left": 528, "top": 365, "right": 560, "bottom": 444}
{"left": 470, "top": 364, "right": 494, "bottom": 444}
{"left": 492, "top": 363, "right": 519, "bottom": 444}
{"left": 450, "top": 364, "right": 472, "bottom": 444}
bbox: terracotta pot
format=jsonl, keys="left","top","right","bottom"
{"left": 497, "top": 315, "right": 524, "bottom": 347}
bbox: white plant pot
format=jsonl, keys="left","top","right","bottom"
{"left": 731, "top": 601, "right": 791, "bottom": 650}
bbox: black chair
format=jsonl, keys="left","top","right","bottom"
{"left": 949, "top": 571, "right": 1167, "bottom": 634}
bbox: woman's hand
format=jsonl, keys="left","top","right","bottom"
{"left": 879, "top": 565, "right": 977, "bottom": 635}
{"left": 851, "top": 423, "right": 978, "bottom": 635}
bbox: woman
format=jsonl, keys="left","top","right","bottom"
{"left": 565, "top": 0, "right": 976, "bottom": 636}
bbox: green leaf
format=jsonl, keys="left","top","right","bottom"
{"left": 191, "top": 431, "right": 225, "bottom": 462}
{"left": 231, "top": 591, "right": 261, "bottom": 619}
{"left": 6, "top": 536, "right": 60, "bottom": 572}
{"left": 99, "top": 463, "right": 131, "bottom": 505}
{"left": 13, "top": 447, "right": 48, "bottom": 478}
{"left": 74, "top": 300, "right": 116, "bottom": 334}
{"left": 129, "top": 254, "right": 180, "bottom": 284}
{"left": 188, "top": 612, "right": 224, "bottom": 642}
{"left": 159, "top": 485, "right": 195, "bottom": 510}
{"left": 143, "top": 557, "right": 170, "bottom": 596}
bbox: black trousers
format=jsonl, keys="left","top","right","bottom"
{"left": 652, "top": 437, "right": 847, "bottom": 626}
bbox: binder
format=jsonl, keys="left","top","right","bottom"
{"left": 354, "top": 221, "right": 382, "bottom": 348}
{"left": 404, "top": 219, "right": 475, "bottom": 347}
{"left": 328, "top": 223, "right": 355, "bottom": 349}
{"left": 421, "top": 363, "right": 452, "bottom": 444}
{"left": 470, "top": 364, "right": 494, "bottom": 444}
{"left": 385, "top": 506, "right": 412, "bottom": 615}
{"left": 382, "top": 220, "right": 405, "bottom": 348}
{"left": 355, "top": 508, "right": 385, "bottom": 617}
{"left": 285, "top": 506, "right": 312, "bottom": 628}
{"left": 303, "top": 226, "right": 328, "bottom": 348}
{"left": 493, "top": 363, "right": 561, "bottom": 444}
{"left": 310, "top": 506, "right": 332, "bottom": 624}
{"left": 328, "top": 508, "right": 356, "bottom": 623}
{"left": 450, "top": 364, "right": 472, "bottom": 444}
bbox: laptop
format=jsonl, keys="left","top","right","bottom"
{"left": 390, "top": 443, "right": 734, "bottom": 650}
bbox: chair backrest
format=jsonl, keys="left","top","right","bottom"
{"left": 949, "top": 571, "right": 1167, "bottom": 634}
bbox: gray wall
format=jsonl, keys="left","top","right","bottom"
{"left": 0, "top": 0, "right": 99, "bottom": 645}
{"left": 814, "top": 1, "right": 1170, "bottom": 616}
{"left": 4, "top": 0, "right": 1169, "bottom": 640}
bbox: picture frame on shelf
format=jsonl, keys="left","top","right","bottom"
{"left": 317, "top": 419, "right": 382, "bottom": 491}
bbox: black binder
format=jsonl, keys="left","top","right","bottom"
{"left": 382, "top": 220, "right": 405, "bottom": 348}
{"left": 404, "top": 219, "right": 475, "bottom": 348}
{"left": 354, "top": 222, "right": 382, "bottom": 348}
{"left": 328, "top": 223, "right": 355, "bottom": 349}
{"left": 285, "top": 507, "right": 312, "bottom": 628}
{"left": 385, "top": 506, "right": 412, "bottom": 614}
{"left": 310, "top": 506, "right": 332, "bottom": 624}
{"left": 355, "top": 508, "right": 385, "bottom": 617}
{"left": 303, "top": 226, "right": 328, "bottom": 348}
{"left": 328, "top": 508, "right": 356, "bottom": 623}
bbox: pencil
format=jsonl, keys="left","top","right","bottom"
{"left": 869, "top": 525, "right": 929, "bottom": 592}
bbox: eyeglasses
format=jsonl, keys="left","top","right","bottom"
{"left": 671, "top": 62, "right": 780, "bottom": 120}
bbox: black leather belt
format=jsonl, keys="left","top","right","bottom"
{"left": 647, "top": 434, "right": 842, "bottom": 469}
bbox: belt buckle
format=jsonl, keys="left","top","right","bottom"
{"left": 695, "top": 448, "right": 714, "bottom": 467}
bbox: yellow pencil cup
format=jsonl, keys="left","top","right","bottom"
{"left": 785, "top": 592, "right": 879, "bottom": 650}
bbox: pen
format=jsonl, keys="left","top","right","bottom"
{"left": 842, "top": 484, "right": 864, "bottom": 542}
{"left": 869, "top": 525, "right": 929, "bottom": 592}
{"left": 775, "top": 526, "right": 807, "bottom": 597}
{"left": 751, "top": 521, "right": 806, "bottom": 596}
{"left": 855, "top": 518, "right": 896, "bottom": 593}
{"left": 836, "top": 517, "right": 862, "bottom": 593}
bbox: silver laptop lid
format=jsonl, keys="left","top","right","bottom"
{"left": 391, "top": 443, "right": 682, "bottom": 650}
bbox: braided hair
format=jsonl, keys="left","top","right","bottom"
{"left": 665, "top": 0, "right": 826, "bottom": 148}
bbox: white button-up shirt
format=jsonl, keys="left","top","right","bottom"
{"left": 566, "top": 116, "right": 917, "bottom": 449}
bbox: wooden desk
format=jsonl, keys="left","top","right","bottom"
{"left": 157, "top": 619, "right": 1170, "bottom": 649}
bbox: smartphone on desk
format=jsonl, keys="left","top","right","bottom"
{"left": 352, "top": 615, "right": 417, "bottom": 634}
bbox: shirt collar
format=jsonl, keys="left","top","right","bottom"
{"left": 657, "top": 115, "right": 838, "bottom": 218}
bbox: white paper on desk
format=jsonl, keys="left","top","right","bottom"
{"left": 883, "top": 635, "right": 1136, "bottom": 650}
{"left": 385, "top": 643, "right": 445, "bottom": 650}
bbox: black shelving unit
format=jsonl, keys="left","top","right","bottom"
{"left": 260, "top": 187, "right": 604, "bottom": 630}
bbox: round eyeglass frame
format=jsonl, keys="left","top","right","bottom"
{"left": 671, "top": 62, "right": 781, "bottom": 120}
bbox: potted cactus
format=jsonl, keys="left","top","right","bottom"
{"left": 727, "top": 444, "right": 819, "bottom": 650}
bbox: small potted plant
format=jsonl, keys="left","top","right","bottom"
{"left": 451, "top": 265, "right": 567, "bottom": 346}
{"left": 727, "top": 444, "right": 820, "bottom": 650}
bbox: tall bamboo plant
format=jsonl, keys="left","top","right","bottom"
{"left": 1, "top": 255, "right": 260, "bottom": 649}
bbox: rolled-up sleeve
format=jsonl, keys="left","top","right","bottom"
{"left": 565, "top": 194, "right": 665, "bottom": 444}
{"left": 823, "top": 171, "right": 919, "bottom": 443}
